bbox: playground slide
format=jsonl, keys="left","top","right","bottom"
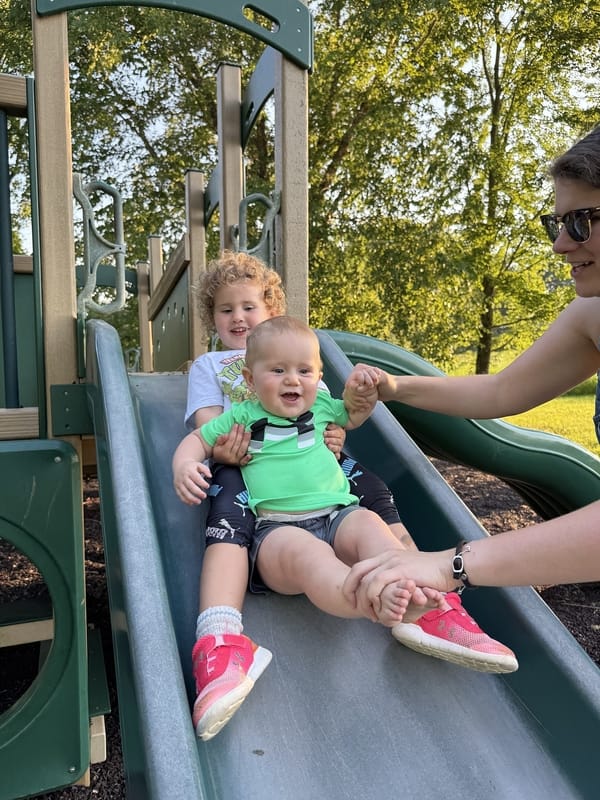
{"left": 323, "top": 329, "right": 600, "bottom": 519}
{"left": 86, "top": 319, "right": 600, "bottom": 800}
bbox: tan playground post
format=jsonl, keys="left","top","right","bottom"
{"left": 274, "top": 52, "right": 309, "bottom": 323}
{"left": 217, "top": 62, "right": 244, "bottom": 253}
{"left": 30, "top": 4, "right": 81, "bottom": 457}
{"left": 185, "top": 168, "right": 207, "bottom": 359}
{"left": 139, "top": 44, "right": 310, "bottom": 370}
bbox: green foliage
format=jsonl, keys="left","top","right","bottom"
{"left": 66, "top": 7, "right": 266, "bottom": 259}
{"left": 307, "top": 0, "right": 600, "bottom": 371}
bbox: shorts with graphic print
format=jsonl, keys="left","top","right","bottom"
{"left": 204, "top": 463, "right": 254, "bottom": 548}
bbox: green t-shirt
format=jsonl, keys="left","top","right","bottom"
{"left": 200, "top": 390, "right": 358, "bottom": 514}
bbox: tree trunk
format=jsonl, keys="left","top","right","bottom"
{"left": 475, "top": 274, "right": 495, "bottom": 374}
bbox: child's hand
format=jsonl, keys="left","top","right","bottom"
{"left": 173, "top": 459, "right": 212, "bottom": 505}
{"left": 344, "top": 364, "right": 380, "bottom": 411}
{"left": 213, "top": 423, "right": 252, "bottom": 466}
{"left": 324, "top": 423, "right": 346, "bottom": 458}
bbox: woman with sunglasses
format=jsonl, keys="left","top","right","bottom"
{"left": 342, "top": 125, "right": 600, "bottom": 612}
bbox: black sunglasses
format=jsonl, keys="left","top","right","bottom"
{"left": 540, "top": 206, "right": 600, "bottom": 243}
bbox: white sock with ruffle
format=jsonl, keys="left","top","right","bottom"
{"left": 196, "top": 606, "right": 243, "bottom": 640}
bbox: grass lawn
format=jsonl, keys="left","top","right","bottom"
{"left": 503, "top": 396, "right": 600, "bottom": 457}
{"left": 451, "top": 352, "right": 600, "bottom": 457}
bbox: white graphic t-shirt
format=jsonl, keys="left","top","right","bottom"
{"left": 185, "top": 349, "right": 249, "bottom": 430}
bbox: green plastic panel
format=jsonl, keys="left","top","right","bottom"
{"left": 26, "top": 76, "right": 47, "bottom": 436}
{"left": 0, "top": 440, "right": 88, "bottom": 799}
{"left": 35, "top": 0, "right": 313, "bottom": 70}
{"left": 241, "top": 46, "right": 276, "bottom": 147}
{"left": 151, "top": 270, "right": 190, "bottom": 371}
{"left": 87, "top": 626, "right": 110, "bottom": 717}
{"left": 0, "top": 273, "right": 39, "bottom": 408}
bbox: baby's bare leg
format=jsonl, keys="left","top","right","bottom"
{"left": 335, "top": 508, "right": 436, "bottom": 624}
{"left": 388, "top": 522, "right": 418, "bottom": 551}
{"left": 257, "top": 525, "right": 379, "bottom": 619}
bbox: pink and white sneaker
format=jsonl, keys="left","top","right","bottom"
{"left": 192, "top": 633, "right": 272, "bottom": 741}
{"left": 391, "top": 592, "right": 518, "bottom": 673}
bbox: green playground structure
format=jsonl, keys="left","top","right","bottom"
{"left": 1, "top": 3, "right": 600, "bottom": 799}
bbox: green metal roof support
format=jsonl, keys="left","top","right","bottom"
{"left": 35, "top": 0, "right": 314, "bottom": 70}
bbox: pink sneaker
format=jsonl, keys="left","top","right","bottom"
{"left": 391, "top": 592, "right": 518, "bottom": 673}
{"left": 192, "top": 633, "right": 272, "bottom": 741}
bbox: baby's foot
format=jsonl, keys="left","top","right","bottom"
{"left": 376, "top": 580, "right": 414, "bottom": 626}
{"left": 402, "top": 587, "right": 448, "bottom": 625}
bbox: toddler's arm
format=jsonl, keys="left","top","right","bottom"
{"left": 172, "top": 430, "right": 214, "bottom": 505}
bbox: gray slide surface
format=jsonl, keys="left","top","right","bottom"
{"left": 86, "top": 320, "right": 600, "bottom": 799}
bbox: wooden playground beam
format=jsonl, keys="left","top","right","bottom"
{"left": 275, "top": 53, "right": 309, "bottom": 322}
{"left": 147, "top": 234, "right": 190, "bottom": 321}
{"left": 31, "top": 4, "right": 81, "bottom": 454}
{"left": 217, "top": 62, "right": 243, "bottom": 252}
{"left": 184, "top": 169, "right": 207, "bottom": 359}
{"left": 0, "top": 74, "right": 27, "bottom": 115}
{"left": 0, "top": 408, "right": 39, "bottom": 439}
{"left": 13, "top": 255, "right": 33, "bottom": 273}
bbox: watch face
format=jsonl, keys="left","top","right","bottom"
{"left": 452, "top": 555, "right": 463, "bottom": 578}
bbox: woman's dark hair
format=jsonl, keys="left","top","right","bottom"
{"left": 550, "top": 126, "right": 600, "bottom": 188}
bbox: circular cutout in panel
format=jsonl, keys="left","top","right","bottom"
{"left": 0, "top": 536, "right": 54, "bottom": 715}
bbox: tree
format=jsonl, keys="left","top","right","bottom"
{"left": 307, "top": 0, "right": 599, "bottom": 371}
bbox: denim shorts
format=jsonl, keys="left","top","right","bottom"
{"left": 248, "top": 504, "right": 360, "bottom": 593}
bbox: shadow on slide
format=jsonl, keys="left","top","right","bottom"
{"left": 323, "top": 329, "right": 600, "bottom": 519}
{"left": 85, "top": 320, "right": 600, "bottom": 800}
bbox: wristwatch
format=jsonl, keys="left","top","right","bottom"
{"left": 452, "top": 540, "right": 474, "bottom": 593}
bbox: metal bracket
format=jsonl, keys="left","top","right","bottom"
{"left": 50, "top": 383, "right": 94, "bottom": 436}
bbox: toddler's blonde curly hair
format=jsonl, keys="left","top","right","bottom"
{"left": 196, "top": 251, "right": 287, "bottom": 335}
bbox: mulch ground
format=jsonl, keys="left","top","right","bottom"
{"left": 1, "top": 461, "right": 599, "bottom": 798}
